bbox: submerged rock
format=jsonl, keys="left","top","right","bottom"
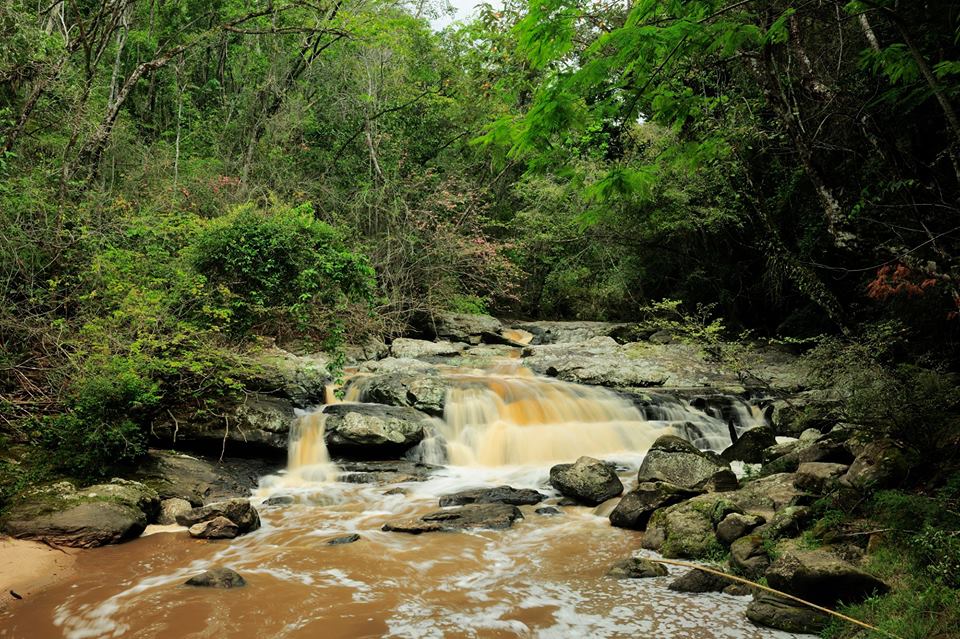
{"left": 607, "top": 557, "right": 669, "bottom": 579}
{"left": 326, "top": 533, "right": 361, "bottom": 545}
{"left": 439, "top": 486, "right": 546, "bottom": 507}
{"left": 2, "top": 479, "right": 159, "bottom": 548}
{"left": 338, "top": 460, "right": 438, "bottom": 484}
{"left": 549, "top": 456, "right": 623, "bottom": 505}
{"left": 262, "top": 495, "right": 295, "bottom": 506}
{"left": 746, "top": 592, "right": 829, "bottom": 633}
{"left": 176, "top": 498, "right": 260, "bottom": 534}
{"left": 323, "top": 403, "right": 430, "bottom": 455}
{"left": 184, "top": 567, "right": 246, "bottom": 589}
{"left": 609, "top": 481, "right": 702, "bottom": 530}
{"left": 637, "top": 435, "right": 736, "bottom": 491}
{"left": 188, "top": 516, "right": 239, "bottom": 539}
{"left": 382, "top": 503, "right": 523, "bottom": 534}
{"left": 535, "top": 506, "right": 561, "bottom": 516}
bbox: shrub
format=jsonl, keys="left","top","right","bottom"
{"left": 189, "top": 202, "right": 376, "bottom": 340}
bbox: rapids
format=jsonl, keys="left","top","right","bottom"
{"left": 0, "top": 356, "right": 812, "bottom": 639}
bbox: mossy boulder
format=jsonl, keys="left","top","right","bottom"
{"left": 637, "top": 435, "right": 736, "bottom": 491}
{"left": 549, "top": 456, "right": 624, "bottom": 505}
{"left": 641, "top": 494, "right": 729, "bottom": 559}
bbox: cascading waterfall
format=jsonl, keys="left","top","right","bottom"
{"left": 282, "top": 409, "right": 338, "bottom": 483}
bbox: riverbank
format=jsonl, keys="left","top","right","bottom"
{"left": 0, "top": 536, "right": 78, "bottom": 610}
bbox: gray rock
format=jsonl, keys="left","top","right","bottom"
{"left": 236, "top": 344, "right": 331, "bottom": 406}
{"left": 746, "top": 592, "right": 829, "bottom": 633}
{"left": 723, "top": 583, "right": 753, "bottom": 596}
{"left": 390, "top": 338, "right": 467, "bottom": 359}
{"left": 842, "top": 439, "right": 913, "bottom": 490}
{"left": 429, "top": 313, "right": 502, "bottom": 344}
{"left": 338, "top": 460, "right": 439, "bottom": 484}
{"left": 439, "top": 486, "right": 546, "bottom": 507}
{"left": 715, "top": 512, "right": 765, "bottom": 546}
{"left": 176, "top": 498, "right": 260, "bottom": 534}
{"left": 323, "top": 403, "right": 430, "bottom": 454}
{"left": 609, "top": 481, "right": 702, "bottom": 530}
{"left": 794, "top": 462, "right": 849, "bottom": 494}
{"left": 184, "top": 567, "right": 246, "bottom": 588}
{"left": 549, "top": 456, "right": 624, "bottom": 505}
{"left": 130, "top": 451, "right": 279, "bottom": 506}
{"left": 729, "top": 535, "right": 770, "bottom": 578}
{"left": 641, "top": 494, "right": 726, "bottom": 559}
{"left": 152, "top": 396, "right": 294, "bottom": 454}
{"left": 344, "top": 370, "right": 450, "bottom": 417}
{"left": 188, "top": 516, "right": 239, "bottom": 539}
{"left": 724, "top": 473, "right": 804, "bottom": 516}
{"left": 668, "top": 568, "right": 734, "bottom": 593}
{"left": 607, "top": 557, "right": 669, "bottom": 579}
{"left": 721, "top": 427, "right": 777, "bottom": 464}
{"left": 761, "top": 506, "right": 812, "bottom": 540}
{"left": 326, "top": 533, "right": 361, "bottom": 545}
{"left": 382, "top": 503, "right": 523, "bottom": 534}
{"left": 797, "top": 440, "right": 854, "bottom": 465}
{"left": 637, "top": 435, "right": 735, "bottom": 491}
{"left": 535, "top": 507, "right": 561, "bottom": 515}
{"left": 511, "top": 321, "right": 635, "bottom": 345}
{"left": 157, "top": 498, "right": 192, "bottom": 525}
{"left": 2, "top": 479, "right": 159, "bottom": 548}
{"left": 764, "top": 549, "right": 889, "bottom": 606}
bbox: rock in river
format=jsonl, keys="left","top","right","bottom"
{"left": 607, "top": 557, "right": 669, "bottom": 579}
{"left": 439, "top": 486, "right": 546, "bottom": 507}
{"left": 322, "top": 403, "right": 431, "bottom": 456}
{"left": 382, "top": 503, "right": 523, "bottom": 534}
{"left": 188, "top": 516, "right": 240, "bottom": 540}
{"left": 549, "top": 456, "right": 623, "bottom": 505}
{"left": 185, "top": 567, "right": 246, "bottom": 589}
{"left": 637, "top": 435, "right": 737, "bottom": 491}
{"left": 609, "top": 481, "right": 702, "bottom": 530}
{"left": 176, "top": 498, "right": 260, "bottom": 535}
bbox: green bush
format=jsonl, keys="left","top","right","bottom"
{"left": 189, "top": 203, "right": 376, "bottom": 339}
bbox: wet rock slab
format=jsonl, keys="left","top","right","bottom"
{"left": 438, "top": 486, "right": 546, "bottom": 507}
{"left": 184, "top": 567, "right": 246, "bottom": 589}
{"left": 338, "top": 460, "right": 440, "bottom": 484}
{"left": 382, "top": 503, "right": 523, "bottom": 534}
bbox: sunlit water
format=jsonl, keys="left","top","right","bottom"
{"left": 0, "top": 356, "right": 809, "bottom": 639}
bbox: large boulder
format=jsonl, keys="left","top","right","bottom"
{"left": 609, "top": 481, "right": 702, "bottom": 530}
{"left": 344, "top": 370, "right": 450, "bottom": 417}
{"left": 746, "top": 593, "right": 829, "bottom": 634}
{"left": 131, "top": 451, "right": 280, "bottom": 506}
{"left": 151, "top": 396, "right": 294, "bottom": 455}
{"left": 439, "top": 486, "right": 546, "bottom": 507}
{"left": 157, "top": 498, "right": 193, "bottom": 525}
{"left": 522, "top": 338, "right": 676, "bottom": 388}
{"left": 794, "top": 462, "right": 849, "bottom": 494}
{"left": 389, "top": 338, "right": 467, "bottom": 359}
{"left": 322, "top": 403, "right": 431, "bottom": 455}
{"left": 549, "top": 456, "right": 624, "bottom": 505}
{"left": 511, "top": 321, "right": 636, "bottom": 345}
{"left": 641, "top": 494, "right": 729, "bottom": 559}
{"left": 382, "top": 503, "right": 523, "bottom": 533}
{"left": 175, "top": 498, "right": 260, "bottom": 534}
{"left": 841, "top": 439, "right": 913, "bottom": 490}
{"left": 724, "top": 473, "right": 806, "bottom": 516}
{"left": 2, "top": 479, "right": 159, "bottom": 548}
{"left": 236, "top": 343, "right": 331, "bottom": 406}
{"left": 720, "top": 427, "right": 776, "bottom": 464}
{"left": 764, "top": 549, "right": 889, "bottom": 607}
{"left": 427, "top": 313, "right": 503, "bottom": 344}
{"left": 637, "top": 435, "right": 737, "bottom": 491}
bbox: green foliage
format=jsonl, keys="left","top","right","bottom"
{"left": 189, "top": 203, "right": 376, "bottom": 338}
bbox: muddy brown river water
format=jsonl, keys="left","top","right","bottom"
{"left": 1, "top": 362, "right": 811, "bottom": 639}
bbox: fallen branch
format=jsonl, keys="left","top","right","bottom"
{"left": 645, "top": 557, "right": 902, "bottom": 639}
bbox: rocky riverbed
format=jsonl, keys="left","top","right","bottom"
{"left": 0, "top": 314, "right": 897, "bottom": 637}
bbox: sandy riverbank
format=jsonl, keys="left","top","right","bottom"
{"left": 0, "top": 536, "right": 78, "bottom": 611}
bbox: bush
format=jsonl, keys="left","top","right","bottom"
{"left": 189, "top": 202, "right": 376, "bottom": 339}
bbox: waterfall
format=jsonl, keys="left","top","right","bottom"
{"left": 284, "top": 409, "right": 338, "bottom": 483}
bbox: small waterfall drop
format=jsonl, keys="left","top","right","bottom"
{"left": 284, "top": 409, "right": 338, "bottom": 483}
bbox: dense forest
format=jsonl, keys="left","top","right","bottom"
{"left": 2, "top": 0, "right": 960, "bottom": 636}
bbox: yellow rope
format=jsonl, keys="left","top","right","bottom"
{"left": 645, "top": 557, "right": 902, "bottom": 639}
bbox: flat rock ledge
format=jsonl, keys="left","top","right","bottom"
{"left": 438, "top": 486, "right": 546, "bottom": 507}
{"left": 382, "top": 503, "right": 523, "bottom": 534}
